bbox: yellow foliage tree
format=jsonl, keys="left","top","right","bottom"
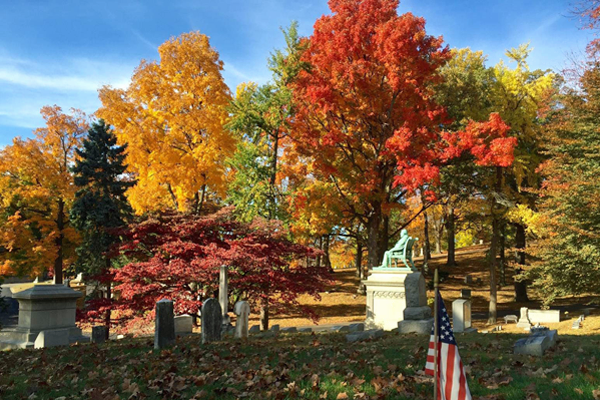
{"left": 97, "top": 32, "right": 234, "bottom": 213}
{"left": 0, "top": 106, "right": 88, "bottom": 282}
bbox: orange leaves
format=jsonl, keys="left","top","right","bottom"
{"left": 98, "top": 32, "right": 234, "bottom": 214}
{"left": 0, "top": 106, "right": 87, "bottom": 277}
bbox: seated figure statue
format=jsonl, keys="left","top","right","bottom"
{"left": 379, "top": 229, "right": 418, "bottom": 270}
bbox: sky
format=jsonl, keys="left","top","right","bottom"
{"left": 0, "top": 0, "right": 593, "bottom": 145}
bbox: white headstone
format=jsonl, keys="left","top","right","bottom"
{"left": 219, "top": 266, "right": 229, "bottom": 323}
{"left": 516, "top": 307, "right": 532, "bottom": 330}
{"left": 174, "top": 315, "right": 193, "bottom": 335}
{"left": 452, "top": 299, "right": 473, "bottom": 333}
{"left": 233, "top": 301, "right": 250, "bottom": 339}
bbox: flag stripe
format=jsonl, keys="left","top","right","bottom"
{"left": 423, "top": 291, "right": 472, "bottom": 400}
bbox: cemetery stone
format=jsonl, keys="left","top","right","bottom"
{"left": 233, "top": 301, "right": 250, "bottom": 339}
{"left": 34, "top": 329, "right": 70, "bottom": 349}
{"left": 219, "top": 266, "right": 230, "bottom": 325}
{"left": 504, "top": 315, "right": 518, "bottom": 324}
{"left": 452, "top": 298, "right": 476, "bottom": 333}
{"left": 514, "top": 335, "right": 551, "bottom": 356}
{"left": 0, "top": 284, "right": 89, "bottom": 350}
{"left": 249, "top": 325, "right": 260, "bottom": 333}
{"left": 201, "top": 298, "right": 222, "bottom": 344}
{"left": 299, "top": 328, "right": 312, "bottom": 333}
{"left": 527, "top": 309, "right": 561, "bottom": 323}
{"left": 281, "top": 327, "right": 297, "bottom": 333}
{"left": 348, "top": 323, "right": 365, "bottom": 332}
{"left": 154, "top": 299, "right": 176, "bottom": 350}
{"left": 464, "top": 275, "right": 473, "bottom": 284}
{"left": 460, "top": 289, "right": 471, "bottom": 299}
{"left": 397, "top": 273, "right": 433, "bottom": 334}
{"left": 174, "top": 315, "right": 193, "bottom": 335}
{"left": 91, "top": 326, "right": 107, "bottom": 344}
{"left": 516, "top": 307, "right": 532, "bottom": 330}
{"left": 270, "top": 324, "right": 280, "bottom": 332}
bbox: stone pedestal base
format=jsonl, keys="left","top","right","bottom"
{"left": 363, "top": 269, "right": 429, "bottom": 331}
{"left": 363, "top": 269, "right": 411, "bottom": 330}
{"left": 398, "top": 318, "right": 433, "bottom": 335}
{"left": 0, "top": 285, "right": 89, "bottom": 350}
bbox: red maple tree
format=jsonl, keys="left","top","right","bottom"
{"left": 81, "top": 209, "right": 329, "bottom": 331}
{"left": 288, "top": 0, "right": 517, "bottom": 268}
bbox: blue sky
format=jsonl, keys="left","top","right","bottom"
{"left": 0, "top": 0, "right": 592, "bottom": 145}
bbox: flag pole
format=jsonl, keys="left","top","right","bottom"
{"left": 433, "top": 267, "right": 439, "bottom": 400}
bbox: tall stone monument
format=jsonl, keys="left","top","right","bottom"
{"left": 219, "top": 266, "right": 230, "bottom": 326}
{"left": 0, "top": 285, "right": 89, "bottom": 349}
{"left": 364, "top": 232, "right": 431, "bottom": 332}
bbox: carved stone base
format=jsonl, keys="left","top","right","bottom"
{"left": 363, "top": 270, "right": 427, "bottom": 331}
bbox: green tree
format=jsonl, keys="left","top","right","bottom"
{"left": 531, "top": 64, "right": 600, "bottom": 304}
{"left": 70, "top": 120, "right": 135, "bottom": 337}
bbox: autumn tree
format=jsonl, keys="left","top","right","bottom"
{"left": 289, "top": 0, "right": 451, "bottom": 270}
{"left": 98, "top": 32, "right": 234, "bottom": 214}
{"left": 82, "top": 209, "right": 329, "bottom": 331}
{"left": 70, "top": 120, "right": 135, "bottom": 337}
{"left": 288, "top": 0, "right": 516, "bottom": 276}
{"left": 0, "top": 106, "right": 88, "bottom": 283}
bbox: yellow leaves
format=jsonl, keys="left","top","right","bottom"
{"left": 97, "top": 31, "right": 235, "bottom": 214}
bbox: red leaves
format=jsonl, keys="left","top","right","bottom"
{"left": 81, "top": 208, "right": 329, "bottom": 330}
{"left": 442, "top": 113, "right": 516, "bottom": 167}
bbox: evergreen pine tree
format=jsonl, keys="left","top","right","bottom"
{"left": 70, "top": 120, "right": 135, "bottom": 336}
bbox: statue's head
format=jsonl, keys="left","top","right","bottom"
{"left": 401, "top": 229, "right": 408, "bottom": 237}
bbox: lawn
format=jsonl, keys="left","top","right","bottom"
{"left": 1, "top": 328, "right": 598, "bottom": 400}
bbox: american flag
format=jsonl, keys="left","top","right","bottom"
{"left": 425, "top": 291, "right": 472, "bottom": 400}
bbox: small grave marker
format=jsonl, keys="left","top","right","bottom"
{"left": 233, "top": 301, "right": 250, "bottom": 339}
{"left": 201, "top": 298, "right": 222, "bottom": 344}
{"left": 154, "top": 299, "right": 176, "bottom": 350}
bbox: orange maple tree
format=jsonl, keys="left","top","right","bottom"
{"left": 0, "top": 106, "right": 88, "bottom": 282}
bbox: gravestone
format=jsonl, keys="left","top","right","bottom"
{"left": 201, "top": 298, "right": 222, "bottom": 344}
{"left": 460, "top": 289, "right": 471, "bottom": 299}
{"left": 452, "top": 298, "right": 476, "bottom": 333}
{"left": 346, "top": 329, "right": 384, "bottom": 343}
{"left": 154, "top": 299, "right": 175, "bottom": 350}
{"left": 281, "top": 327, "right": 297, "bottom": 333}
{"left": 34, "top": 329, "right": 70, "bottom": 348}
{"left": 233, "top": 301, "right": 250, "bottom": 339}
{"left": 396, "top": 273, "right": 433, "bottom": 334}
{"left": 527, "top": 309, "right": 561, "bottom": 323}
{"left": 514, "top": 335, "right": 550, "bottom": 356}
{"left": 174, "top": 315, "right": 193, "bottom": 335}
{"left": 91, "top": 326, "right": 107, "bottom": 344}
{"left": 348, "top": 323, "right": 365, "bottom": 332}
{"left": 249, "top": 325, "right": 260, "bottom": 333}
{"left": 270, "top": 324, "right": 280, "bottom": 332}
{"left": 219, "top": 266, "right": 230, "bottom": 325}
{"left": 516, "top": 307, "right": 532, "bottom": 330}
{"left": 299, "top": 327, "right": 312, "bottom": 333}
{"left": 0, "top": 285, "right": 89, "bottom": 349}
{"left": 464, "top": 275, "right": 473, "bottom": 284}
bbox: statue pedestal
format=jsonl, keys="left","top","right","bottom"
{"left": 0, "top": 285, "right": 89, "bottom": 349}
{"left": 363, "top": 269, "right": 431, "bottom": 331}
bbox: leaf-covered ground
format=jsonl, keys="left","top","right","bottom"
{"left": 1, "top": 330, "right": 599, "bottom": 400}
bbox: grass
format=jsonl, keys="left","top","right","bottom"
{"left": 1, "top": 329, "right": 599, "bottom": 399}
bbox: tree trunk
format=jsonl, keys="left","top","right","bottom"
{"left": 423, "top": 211, "right": 431, "bottom": 272}
{"left": 367, "top": 205, "right": 382, "bottom": 270}
{"left": 260, "top": 298, "right": 269, "bottom": 331}
{"left": 54, "top": 198, "right": 64, "bottom": 285}
{"left": 514, "top": 223, "right": 529, "bottom": 302}
{"left": 355, "top": 240, "right": 363, "bottom": 278}
{"left": 323, "top": 235, "right": 333, "bottom": 273}
{"left": 488, "top": 217, "right": 499, "bottom": 324}
{"left": 105, "top": 282, "right": 111, "bottom": 340}
{"left": 499, "top": 223, "right": 507, "bottom": 286}
{"left": 446, "top": 204, "right": 457, "bottom": 267}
